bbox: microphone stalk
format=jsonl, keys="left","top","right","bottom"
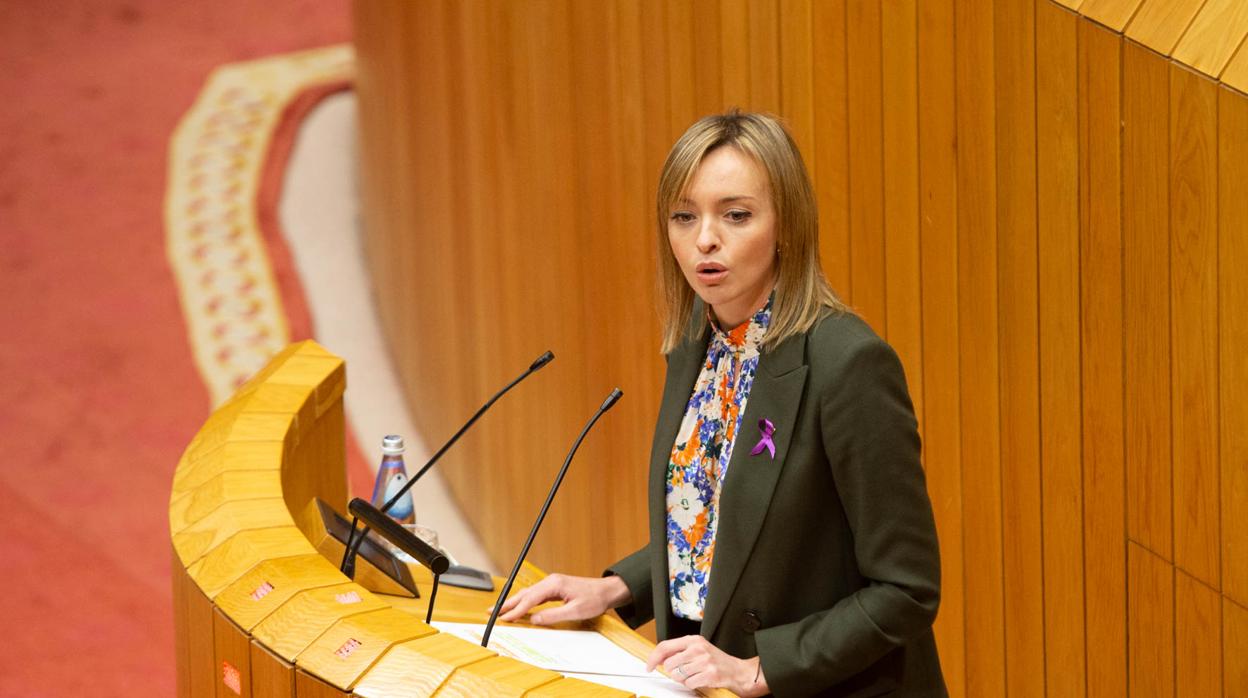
{"left": 482, "top": 388, "right": 623, "bottom": 647}
{"left": 340, "top": 350, "right": 555, "bottom": 576}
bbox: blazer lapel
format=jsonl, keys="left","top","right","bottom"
{"left": 699, "top": 331, "right": 808, "bottom": 641}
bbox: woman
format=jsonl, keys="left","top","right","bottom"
{"left": 499, "top": 110, "right": 945, "bottom": 697}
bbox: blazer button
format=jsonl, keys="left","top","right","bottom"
{"left": 741, "top": 609, "right": 762, "bottom": 634}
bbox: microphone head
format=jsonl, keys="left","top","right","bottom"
{"left": 600, "top": 388, "right": 623, "bottom": 412}
{"left": 530, "top": 350, "right": 555, "bottom": 371}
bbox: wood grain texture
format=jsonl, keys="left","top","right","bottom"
{"left": 1128, "top": 542, "right": 1175, "bottom": 698}
{"left": 1077, "top": 19, "right": 1126, "bottom": 698}
{"left": 880, "top": 0, "right": 923, "bottom": 431}
{"left": 1036, "top": 3, "right": 1086, "bottom": 695}
{"left": 1225, "top": 599, "right": 1248, "bottom": 698}
{"left": 954, "top": 0, "right": 1004, "bottom": 695}
{"left": 1124, "top": 0, "right": 1206, "bottom": 56}
{"left": 293, "top": 669, "right": 347, "bottom": 698}
{"left": 295, "top": 608, "right": 436, "bottom": 690}
{"left": 1122, "top": 40, "right": 1174, "bottom": 563}
{"left": 250, "top": 583, "right": 387, "bottom": 659}
{"left": 248, "top": 642, "right": 294, "bottom": 698}
{"left": 812, "top": 0, "right": 850, "bottom": 297}
{"left": 747, "top": 0, "right": 780, "bottom": 111}
{"left": 1078, "top": 0, "right": 1145, "bottom": 32}
{"left": 188, "top": 584, "right": 218, "bottom": 698}
{"left": 435, "top": 655, "right": 563, "bottom": 697}
{"left": 213, "top": 609, "right": 252, "bottom": 698}
{"left": 995, "top": 0, "right": 1045, "bottom": 695}
{"left": 174, "top": 550, "right": 192, "bottom": 696}
{"left": 1170, "top": 64, "right": 1221, "bottom": 590}
{"left": 1222, "top": 38, "right": 1248, "bottom": 92}
{"left": 348, "top": 3, "right": 1248, "bottom": 694}
{"left": 1175, "top": 570, "right": 1222, "bottom": 697}
{"left": 1172, "top": 0, "right": 1248, "bottom": 78}
{"left": 351, "top": 634, "right": 496, "bottom": 698}
{"left": 917, "top": 0, "right": 964, "bottom": 692}
{"left": 846, "top": 0, "right": 886, "bottom": 329}
{"left": 1220, "top": 86, "right": 1248, "bottom": 609}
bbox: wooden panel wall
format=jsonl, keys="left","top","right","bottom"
{"left": 353, "top": 1, "right": 1248, "bottom": 694}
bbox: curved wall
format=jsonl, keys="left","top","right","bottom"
{"left": 353, "top": 1, "right": 1248, "bottom": 694}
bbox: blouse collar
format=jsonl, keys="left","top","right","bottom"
{"left": 707, "top": 295, "right": 772, "bottom": 358}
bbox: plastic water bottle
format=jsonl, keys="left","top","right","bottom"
{"left": 370, "top": 435, "right": 415, "bottom": 524}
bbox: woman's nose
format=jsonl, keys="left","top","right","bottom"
{"left": 695, "top": 220, "right": 719, "bottom": 253}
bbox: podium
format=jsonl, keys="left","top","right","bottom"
{"left": 169, "top": 340, "right": 734, "bottom": 697}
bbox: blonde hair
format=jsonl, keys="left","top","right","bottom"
{"left": 656, "top": 109, "right": 847, "bottom": 353}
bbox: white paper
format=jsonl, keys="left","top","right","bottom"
{"left": 431, "top": 622, "right": 697, "bottom": 697}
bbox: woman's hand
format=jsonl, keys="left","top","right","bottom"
{"left": 496, "top": 574, "right": 631, "bottom": 625}
{"left": 646, "top": 635, "right": 769, "bottom": 697}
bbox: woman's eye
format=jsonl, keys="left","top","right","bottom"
{"left": 670, "top": 212, "right": 695, "bottom": 224}
{"left": 726, "top": 210, "right": 751, "bottom": 223}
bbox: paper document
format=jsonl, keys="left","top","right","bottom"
{"left": 432, "top": 622, "right": 698, "bottom": 697}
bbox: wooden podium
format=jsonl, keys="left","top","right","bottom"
{"left": 169, "top": 340, "right": 733, "bottom": 697}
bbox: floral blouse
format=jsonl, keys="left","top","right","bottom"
{"left": 666, "top": 299, "right": 771, "bottom": 620}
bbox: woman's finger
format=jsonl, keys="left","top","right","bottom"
{"left": 645, "top": 636, "right": 696, "bottom": 672}
{"left": 498, "top": 582, "right": 553, "bottom": 621}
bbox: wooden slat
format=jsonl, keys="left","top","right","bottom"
{"left": 995, "top": 0, "right": 1044, "bottom": 695}
{"left": 1036, "top": 3, "right": 1086, "bottom": 695}
{"left": 213, "top": 554, "right": 345, "bottom": 631}
{"left": 351, "top": 633, "right": 495, "bottom": 698}
{"left": 846, "top": 0, "right": 885, "bottom": 329}
{"left": 1226, "top": 599, "right": 1248, "bottom": 698}
{"left": 437, "top": 655, "right": 563, "bottom": 697}
{"left": 188, "top": 527, "right": 312, "bottom": 599}
{"left": 1172, "top": 0, "right": 1248, "bottom": 78}
{"left": 214, "top": 609, "right": 253, "bottom": 698}
{"left": 251, "top": 582, "right": 388, "bottom": 661}
{"left": 1170, "top": 64, "right": 1221, "bottom": 590}
{"left": 295, "top": 608, "right": 436, "bottom": 690}
{"left": 779, "top": 0, "right": 815, "bottom": 159}
{"left": 692, "top": 0, "right": 724, "bottom": 114}
{"left": 249, "top": 641, "right": 294, "bottom": 698}
{"left": 1219, "top": 86, "right": 1248, "bottom": 609}
{"left": 720, "top": 0, "right": 750, "bottom": 105}
{"left": 881, "top": 0, "right": 923, "bottom": 429}
{"left": 172, "top": 498, "right": 292, "bottom": 566}
{"left": 1124, "top": 0, "right": 1206, "bottom": 56}
{"left": 917, "top": 0, "right": 963, "bottom": 691}
{"left": 293, "top": 669, "right": 347, "bottom": 698}
{"left": 188, "top": 583, "right": 218, "bottom": 698}
{"left": 1222, "top": 38, "right": 1248, "bottom": 93}
{"left": 1079, "top": 0, "right": 1146, "bottom": 32}
{"left": 1128, "top": 542, "right": 1175, "bottom": 697}
{"left": 170, "top": 472, "right": 283, "bottom": 533}
{"left": 1078, "top": 18, "right": 1127, "bottom": 698}
{"left": 811, "top": 0, "right": 850, "bottom": 297}
{"left": 1175, "top": 571, "right": 1222, "bottom": 696}
{"left": 665, "top": 0, "right": 697, "bottom": 130}
{"left": 955, "top": 0, "right": 1003, "bottom": 695}
{"left": 174, "top": 550, "right": 192, "bottom": 696}
{"left": 1123, "top": 40, "right": 1173, "bottom": 561}
{"left": 746, "top": 0, "right": 780, "bottom": 111}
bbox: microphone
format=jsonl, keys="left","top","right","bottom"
{"left": 482, "top": 387, "right": 623, "bottom": 647}
{"left": 341, "top": 350, "right": 555, "bottom": 578}
{"left": 348, "top": 497, "right": 449, "bottom": 623}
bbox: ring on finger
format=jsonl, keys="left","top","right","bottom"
{"left": 674, "top": 665, "right": 687, "bottom": 679}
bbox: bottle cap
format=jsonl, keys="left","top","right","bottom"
{"left": 381, "top": 434, "right": 405, "bottom": 455}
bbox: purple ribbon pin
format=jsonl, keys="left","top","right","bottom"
{"left": 750, "top": 418, "right": 776, "bottom": 459}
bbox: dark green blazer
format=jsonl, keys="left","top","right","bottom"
{"left": 608, "top": 307, "right": 946, "bottom": 697}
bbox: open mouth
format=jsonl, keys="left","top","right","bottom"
{"left": 695, "top": 262, "right": 727, "bottom": 282}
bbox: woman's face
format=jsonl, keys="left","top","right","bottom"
{"left": 667, "top": 146, "right": 778, "bottom": 329}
